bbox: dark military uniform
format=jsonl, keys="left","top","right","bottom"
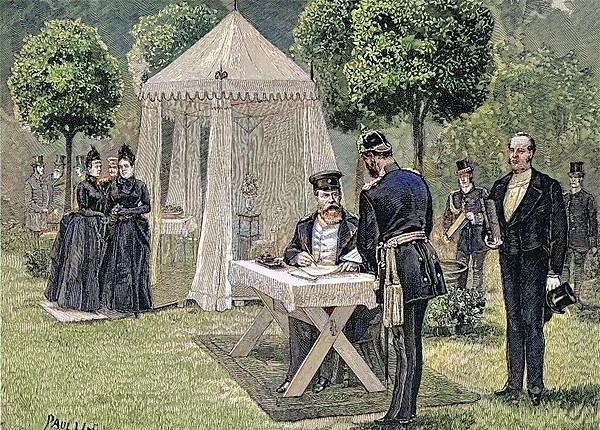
{"left": 443, "top": 186, "right": 489, "bottom": 294}
{"left": 563, "top": 189, "right": 598, "bottom": 292}
{"left": 24, "top": 172, "right": 50, "bottom": 233}
{"left": 358, "top": 162, "right": 446, "bottom": 422}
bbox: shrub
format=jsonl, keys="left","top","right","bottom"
{"left": 23, "top": 248, "right": 51, "bottom": 278}
{"left": 426, "top": 284, "right": 485, "bottom": 333}
{"left": 1, "top": 219, "right": 30, "bottom": 254}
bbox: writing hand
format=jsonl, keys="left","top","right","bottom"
{"left": 295, "top": 252, "right": 316, "bottom": 267}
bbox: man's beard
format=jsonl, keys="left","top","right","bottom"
{"left": 318, "top": 206, "right": 343, "bottom": 225}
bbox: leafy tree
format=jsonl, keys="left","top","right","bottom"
{"left": 127, "top": 1, "right": 220, "bottom": 90}
{"left": 8, "top": 19, "right": 123, "bottom": 210}
{"left": 345, "top": 0, "right": 495, "bottom": 171}
{"left": 292, "top": 0, "right": 362, "bottom": 131}
{"left": 433, "top": 46, "right": 600, "bottom": 194}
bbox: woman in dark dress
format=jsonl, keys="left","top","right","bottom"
{"left": 101, "top": 145, "right": 153, "bottom": 313}
{"left": 45, "top": 146, "right": 106, "bottom": 311}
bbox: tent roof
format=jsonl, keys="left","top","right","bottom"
{"left": 142, "top": 11, "right": 317, "bottom": 101}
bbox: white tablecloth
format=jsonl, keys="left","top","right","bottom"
{"left": 228, "top": 260, "right": 378, "bottom": 312}
{"left": 161, "top": 216, "right": 197, "bottom": 237}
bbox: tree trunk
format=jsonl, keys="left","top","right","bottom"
{"left": 64, "top": 133, "right": 75, "bottom": 211}
{"left": 412, "top": 107, "right": 425, "bottom": 173}
{"left": 354, "top": 152, "right": 366, "bottom": 211}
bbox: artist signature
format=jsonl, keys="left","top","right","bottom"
{"left": 43, "top": 414, "right": 101, "bottom": 430}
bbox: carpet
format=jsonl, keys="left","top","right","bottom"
{"left": 41, "top": 300, "right": 132, "bottom": 323}
{"left": 194, "top": 335, "right": 480, "bottom": 422}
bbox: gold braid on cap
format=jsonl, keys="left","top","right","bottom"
{"left": 357, "top": 130, "right": 393, "bottom": 153}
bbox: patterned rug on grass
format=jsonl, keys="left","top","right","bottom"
{"left": 194, "top": 335, "right": 480, "bottom": 422}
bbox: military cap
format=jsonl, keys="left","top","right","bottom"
{"left": 456, "top": 159, "right": 473, "bottom": 174}
{"left": 31, "top": 155, "right": 44, "bottom": 167}
{"left": 357, "top": 130, "right": 393, "bottom": 154}
{"left": 569, "top": 161, "right": 584, "bottom": 177}
{"left": 309, "top": 170, "right": 343, "bottom": 192}
{"left": 107, "top": 157, "right": 118, "bottom": 167}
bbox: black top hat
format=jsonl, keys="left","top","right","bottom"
{"left": 75, "top": 155, "right": 86, "bottom": 169}
{"left": 456, "top": 159, "right": 473, "bottom": 174}
{"left": 54, "top": 155, "right": 66, "bottom": 167}
{"left": 357, "top": 130, "right": 393, "bottom": 154}
{"left": 546, "top": 282, "right": 577, "bottom": 314}
{"left": 309, "top": 170, "right": 343, "bottom": 192}
{"left": 31, "top": 155, "right": 44, "bottom": 167}
{"left": 569, "top": 161, "right": 584, "bottom": 177}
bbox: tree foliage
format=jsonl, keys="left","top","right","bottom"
{"left": 127, "top": 1, "right": 220, "bottom": 89}
{"left": 8, "top": 19, "right": 123, "bottom": 209}
{"left": 292, "top": 0, "right": 361, "bottom": 131}
{"left": 433, "top": 46, "right": 600, "bottom": 193}
{"left": 294, "top": 0, "right": 495, "bottom": 170}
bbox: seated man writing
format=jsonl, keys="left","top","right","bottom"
{"left": 277, "top": 170, "right": 380, "bottom": 394}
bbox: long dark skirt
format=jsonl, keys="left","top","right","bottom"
{"left": 45, "top": 213, "right": 105, "bottom": 311}
{"left": 101, "top": 216, "right": 153, "bottom": 312}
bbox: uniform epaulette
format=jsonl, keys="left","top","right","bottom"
{"left": 362, "top": 177, "right": 381, "bottom": 191}
{"left": 299, "top": 213, "right": 313, "bottom": 222}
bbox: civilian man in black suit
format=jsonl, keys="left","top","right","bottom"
{"left": 487, "top": 132, "right": 567, "bottom": 406}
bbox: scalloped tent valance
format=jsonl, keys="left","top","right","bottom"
{"left": 141, "top": 10, "right": 316, "bottom": 101}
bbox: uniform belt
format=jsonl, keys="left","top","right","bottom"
{"left": 383, "top": 230, "right": 427, "bottom": 249}
{"left": 379, "top": 230, "right": 427, "bottom": 328}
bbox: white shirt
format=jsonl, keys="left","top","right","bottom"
{"left": 312, "top": 218, "right": 339, "bottom": 266}
{"left": 504, "top": 168, "right": 532, "bottom": 221}
{"left": 309, "top": 217, "right": 363, "bottom": 266}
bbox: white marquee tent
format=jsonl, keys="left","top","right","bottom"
{"left": 135, "top": 10, "right": 337, "bottom": 311}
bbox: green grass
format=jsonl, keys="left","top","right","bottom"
{"left": 1, "top": 250, "right": 599, "bottom": 430}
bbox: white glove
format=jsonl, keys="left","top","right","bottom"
{"left": 484, "top": 235, "right": 502, "bottom": 249}
{"left": 546, "top": 275, "right": 561, "bottom": 292}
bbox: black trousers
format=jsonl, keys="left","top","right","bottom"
{"left": 456, "top": 249, "right": 488, "bottom": 294}
{"left": 499, "top": 250, "right": 547, "bottom": 393}
{"left": 563, "top": 248, "right": 588, "bottom": 296}
{"left": 385, "top": 299, "right": 428, "bottom": 420}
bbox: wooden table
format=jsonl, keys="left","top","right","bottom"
{"left": 160, "top": 216, "right": 198, "bottom": 266}
{"left": 228, "top": 260, "right": 385, "bottom": 397}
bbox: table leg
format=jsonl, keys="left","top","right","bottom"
{"left": 253, "top": 290, "right": 289, "bottom": 337}
{"left": 283, "top": 306, "right": 355, "bottom": 397}
{"left": 230, "top": 307, "right": 274, "bottom": 357}
{"left": 306, "top": 306, "right": 385, "bottom": 393}
{"left": 230, "top": 288, "right": 290, "bottom": 358}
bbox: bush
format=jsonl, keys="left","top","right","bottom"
{"left": 426, "top": 284, "right": 485, "bottom": 333}
{"left": 584, "top": 250, "right": 600, "bottom": 281}
{"left": 1, "top": 219, "right": 30, "bottom": 254}
{"left": 23, "top": 248, "right": 51, "bottom": 278}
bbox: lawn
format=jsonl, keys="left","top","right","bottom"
{"left": 1, "top": 250, "right": 599, "bottom": 430}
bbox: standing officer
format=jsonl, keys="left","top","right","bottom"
{"left": 25, "top": 155, "right": 50, "bottom": 239}
{"left": 356, "top": 131, "right": 446, "bottom": 426}
{"left": 563, "top": 161, "right": 597, "bottom": 298}
{"left": 443, "top": 159, "right": 489, "bottom": 303}
{"left": 487, "top": 132, "right": 567, "bottom": 406}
